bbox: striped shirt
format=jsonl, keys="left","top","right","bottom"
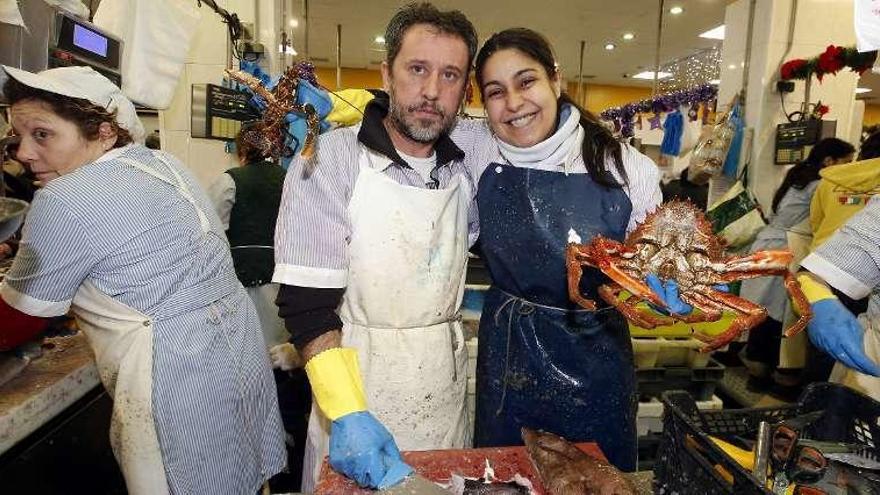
{"left": 455, "top": 118, "right": 662, "bottom": 234}
{"left": 273, "top": 95, "right": 480, "bottom": 289}
{"left": 801, "top": 195, "right": 880, "bottom": 319}
{"left": 1, "top": 144, "right": 286, "bottom": 493}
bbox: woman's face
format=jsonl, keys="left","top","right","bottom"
{"left": 481, "top": 48, "right": 561, "bottom": 148}
{"left": 10, "top": 99, "right": 111, "bottom": 184}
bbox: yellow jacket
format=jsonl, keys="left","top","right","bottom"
{"left": 810, "top": 157, "right": 880, "bottom": 249}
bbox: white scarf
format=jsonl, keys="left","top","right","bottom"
{"left": 496, "top": 104, "right": 584, "bottom": 175}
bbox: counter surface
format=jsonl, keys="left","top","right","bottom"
{"left": 0, "top": 333, "right": 99, "bottom": 454}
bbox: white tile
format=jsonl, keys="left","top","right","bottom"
{"left": 187, "top": 138, "right": 238, "bottom": 189}
{"left": 160, "top": 130, "right": 191, "bottom": 166}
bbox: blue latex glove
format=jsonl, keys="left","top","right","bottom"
{"left": 329, "top": 411, "right": 413, "bottom": 489}
{"left": 645, "top": 274, "right": 693, "bottom": 315}
{"left": 808, "top": 299, "right": 880, "bottom": 377}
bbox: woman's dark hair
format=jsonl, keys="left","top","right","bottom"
{"left": 859, "top": 131, "right": 880, "bottom": 160}
{"left": 3, "top": 76, "right": 132, "bottom": 148}
{"left": 235, "top": 125, "right": 266, "bottom": 164}
{"left": 771, "top": 137, "right": 854, "bottom": 212}
{"left": 474, "top": 27, "right": 627, "bottom": 188}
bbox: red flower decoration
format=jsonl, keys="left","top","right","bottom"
{"left": 816, "top": 104, "right": 829, "bottom": 116}
{"left": 780, "top": 59, "right": 808, "bottom": 80}
{"left": 816, "top": 45, "right": 846, "bottom": 81}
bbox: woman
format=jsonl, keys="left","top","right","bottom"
{"left": 740, "top": 138, "right": 855, "bottom": 392}
{"left": 0, "top": 65, "right": 286, "bottom": 494}
{"left": 468, "top": 28, "right": 662, "bottom": 471}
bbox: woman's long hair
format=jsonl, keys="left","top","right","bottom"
{"left": 475, "top": 28, "right": 627, "bottom": 188}
{"left": 771, "top": 137, "right": 854, "bottom": 212}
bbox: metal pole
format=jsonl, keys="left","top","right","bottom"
{"left": 741, "top": 0, "right": 756, "bottom": 113}
{"left": 336, "top": 24, "right": 342, "bottom": 90}
{"left": 577, "top": 40, "right": 585, "bottom": 106}
{"left": 302, "top": 0, "right": 309, "bottom": 60}
{"left": 653, "top": 0, "right": 665, "bottom": 97}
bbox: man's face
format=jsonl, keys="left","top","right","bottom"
{"left": 382, "top": 24, "right": 470, "bottom": 143}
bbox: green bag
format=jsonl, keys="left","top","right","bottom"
{"left": 707, "top": 174, "right": 766, "bottom": 250}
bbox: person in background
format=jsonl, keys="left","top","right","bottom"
{"left": 810, "top": 131, "right": 880, "bottom": 266}
{"left": 466, "top": 28, "right": 663, "bottom": 471}
{"left": 207, "top": 127, "right": 311, "bottom": 491}
{"left": 0, "top": 65, "right": 285, "bottom": 494}
{"left": 208, "top": 127, "right": 289, "bottom": 351}
{"left": 272, "top": 3, "right": 479, "bottom": 490}
{"left": 740, "top": 138, "right": 855, "bottom": 395}
{"left": 660, "top": 166, "right": 709, "bottom": 209}
{"left": 798, "top": 195, "right": 880, "bottom": 398}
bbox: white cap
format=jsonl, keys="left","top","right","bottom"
{"left": 0, "top": 65, "right": 145, "bottom": 144}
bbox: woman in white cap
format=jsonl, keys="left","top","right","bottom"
{"left": 0, "top": 65, "right": 286, "bottom": 494}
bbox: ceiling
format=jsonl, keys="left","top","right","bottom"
{"left": 289, "top": 0, "right": 729, "bottom": 86}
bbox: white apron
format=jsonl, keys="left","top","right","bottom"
{"left": 301, "top": 149, "right": 470, "bottom": 492}
{"left": 69, "top": 152, "right": 212, "bottom": 495}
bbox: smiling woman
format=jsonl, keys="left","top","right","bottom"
{"left": 466, "top": 27, "right": 666, "bottom": 472}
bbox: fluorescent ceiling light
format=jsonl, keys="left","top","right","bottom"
{"left": 374, "top": 35, "right": 386, "bottom": 44}
{"left": 623, "top": 33, "right": 635, "bottom": 41}
{"left": 605, "top": 43, "right": 616, "bottom": 50}
{"left": 856, "top": 87, "right": 872, "bottom": 94}
{"left": 632, "top": 71, "right": 672, "bottom": 80}
{"left": 669, "top": 6, "right": 684, "bottom": 15}
{"left": 288, "top": 18, "right": 299, "bottom": 28}
{"left": 709, "top": 79, "right": 721, "bottom": 85}
{"left": 699, "top": 25, "right": 725, "bottom": 40}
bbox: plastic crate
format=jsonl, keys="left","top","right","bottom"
{"left": 636, "top": 357, "right": 725, "bottom": 401}
{"left": 654, "top": 382, "right": 880, "bottom": 494}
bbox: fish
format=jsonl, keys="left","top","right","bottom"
{"left": 521, "top": 428, "right": 637, "bottom": 495}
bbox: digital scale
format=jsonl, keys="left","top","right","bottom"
{"left": 0, "top": 3, "right": 123, "bottom": 97}
{"left": 774, "top": 119, "right": 837, "bottom": 165}
{"left": 191, "top": 84, "right": 260, "bottom": 141}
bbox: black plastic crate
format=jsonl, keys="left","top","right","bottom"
{"left": 654, "top": 382, "right": 880, "bottom": 494}
{"left": 636, "top": 357, "right": 725, "bottom": 401}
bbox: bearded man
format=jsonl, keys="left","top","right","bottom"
{"left": 271, "top": 3, "right": 480, "bottom": 491}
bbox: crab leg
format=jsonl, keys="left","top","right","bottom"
{"left": 675, "top": 291, "right": 725, "bottom": 324}
{"left": 598, "top": 284, "right": 675, "bottom": 328}
{"left": 566, "top": 244, "right": 597, "bottom": 310}
{"left": 782, "top": 271, "right": 811, "bottom": 337}
{"left": 693, "top": 288, "right": 768, "bottom": 352}
{"left": 714, "top": 250, "right": 793, "bottom": 273}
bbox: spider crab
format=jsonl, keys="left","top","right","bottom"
{"left": 225, "top": 66, "right": 320, "bottom": 160}
{"left": 565, "top": 200, "right": 812, "bottom": 352}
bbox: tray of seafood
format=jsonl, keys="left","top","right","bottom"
{"left": 655, "top": 383, "right": 880, "bottom": 494}
{"left": 315, "top": 429, "right": 638, "bottom": 494}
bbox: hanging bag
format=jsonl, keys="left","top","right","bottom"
{"left": 687, "top": 100, "right": 738, "bottom": 185}
{"left": 706, "top": 165, "right": 766, "bottom": 250}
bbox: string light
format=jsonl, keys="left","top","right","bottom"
{"left": 659, "top": 46, "right": 722, "bottom": 93}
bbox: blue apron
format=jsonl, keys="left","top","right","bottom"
{"left": 474, "top": 162, "right": 638, "bottom": 471}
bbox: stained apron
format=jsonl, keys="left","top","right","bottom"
{"left": 474, "top": 162, "right": 638, "bottom": 471}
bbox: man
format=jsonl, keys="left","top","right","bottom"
{"left": 798, "top": 195, "right": 880, "bottom": 399}
{"left": 272, "top": 3, "right": 479, "bottom": 490}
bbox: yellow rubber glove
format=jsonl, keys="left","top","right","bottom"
{"left": 796, "top": 273, "right": 837, "bottom": 304}
{"left": 304, "top": 347, "right": 368, "bottom": 420}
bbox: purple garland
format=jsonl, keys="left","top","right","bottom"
{"left": 600, "top": 83, "right": 718, "bottom": 138}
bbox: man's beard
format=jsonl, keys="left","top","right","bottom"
{"left": 388, "top": 90, "right": 457, "bottom": 143}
